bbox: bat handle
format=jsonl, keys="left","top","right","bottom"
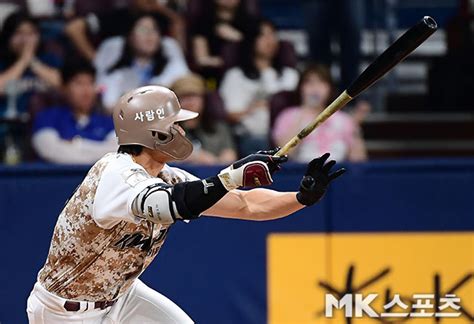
{"left": 274, "top": 91, "right": 353, "bottom": 157}
{"left": 274, "top": 136, "right": 300, "bottom": 158}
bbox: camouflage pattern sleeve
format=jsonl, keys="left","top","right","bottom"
{"left": 93, "top": 154, "right": 166, "bottom": 229}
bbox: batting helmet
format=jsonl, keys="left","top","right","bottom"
{"left": 113, "top": 85, "right": 198, "bottom": 160}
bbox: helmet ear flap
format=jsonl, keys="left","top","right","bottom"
{"left": 153, "top": 128, "right": 193, "bottom": 160}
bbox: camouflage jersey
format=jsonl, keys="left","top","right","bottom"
{"left": 38, "top": 153, "right": 197, "bottom": 301}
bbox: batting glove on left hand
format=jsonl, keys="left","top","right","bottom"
{"left": 296, "top": 153, "right": 346, "bottom": 206}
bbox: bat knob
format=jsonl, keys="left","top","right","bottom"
{"left": 423, "top": 16, "right": 437, "bottom": 30}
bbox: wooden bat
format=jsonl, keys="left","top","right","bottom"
{"left": 274, "top": 16, "right": 438, "bottom": 157}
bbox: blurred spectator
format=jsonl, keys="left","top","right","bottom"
{"left": 98, "top": 13, "right": 188, "bottom": 111}
{"left": 219, "top": 19, "right": 298, "bottom": 156}
{"left": 273, "top": 65, "right": 366, "bottom": 162}
{"left": 0, "top": 2, "right": 19, "bottom": 27}
{"left": 428, "top": 0, "right": 474, "bottom": 111}
{"left": 32, "top": 59, "right": 116, "bottom": 164}
{"left": 21, "top": 0, "right": 72, "bottom": 18}
{"left": 303, "top": 0, "right": 364, "bottom": 90}
{"left": 69, "top": 0, "right": 130, "bottom": 17}
{"left": 172, "top": 74, "right": 237, "bottom": 164}
{"left": 135, "top": 0, "right": 186, "bottom": 48}
{"left": 0, "top": 11, "right": 61, "bottom": 118}
{"left": 191, "top": 0, "right": 257, "bottom": 74}
{"left": 65, "top": 0, "right": 185, "bottom": 62}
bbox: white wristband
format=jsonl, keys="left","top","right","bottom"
{"left": 218, "top": 166, "right": 241, "bottom": 191}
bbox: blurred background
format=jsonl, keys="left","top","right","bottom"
{"left": 0, "top": 0, "right": 472, "bottom": 323}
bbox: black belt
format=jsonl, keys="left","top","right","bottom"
{"left": 63, "top": 299, "right": 117, "bottom": 312}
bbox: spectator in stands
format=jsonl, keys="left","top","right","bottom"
{"left": 65, "top": 0, "right": 185, "bottom": 62}
{"left": 172, "top": 74, "right": 237, "bottom": 164}
{"left": 273, "top": 65, "right": 367, "bottom": 162}
{"left": 219, "top": 19, "right": 299, "bottom": 156}
{"left": 98, "top": 13, "right": 188, "bottom": 111}
{"left": 0, "top": 11, "right": 61, "bottom": 118}
{"left": 191, "top": 0, "right": 256, "bottom": 73}
{"left": 135, "top": 0, "right": 186, "bottom": 48}
{"left": 32, "top": 60, "right": 117, "bottom": 164}
{"left": 303, "top": 0, "right": 364, "bottom": 90}
{"left": 428, "top": 0, "right": 474, "bottom": 111}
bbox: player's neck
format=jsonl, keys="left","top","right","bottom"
{"left": 132, "top": 152, "right": 165, "bottom": 177}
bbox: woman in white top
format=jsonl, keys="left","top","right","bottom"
{"left": 98, "top": 13, "right": 188, "bottom": 111}
{"left": 219, "top": 19, "right": 299, "bottom": 156}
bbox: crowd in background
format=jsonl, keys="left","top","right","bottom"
{"left": 0, "top": 0, "right": 372, "bottom": 165}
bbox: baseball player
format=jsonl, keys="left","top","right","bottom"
{"left": 26, "top": 85, "right": 345, "bottom": 323}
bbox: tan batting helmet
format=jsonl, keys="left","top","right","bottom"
{"left": 113, "top": 85, "right": 198, "bottom": 160}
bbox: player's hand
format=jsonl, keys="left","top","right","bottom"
{"left": 296, "top": 153, "right": 345, "bottom": 206}
{"left": 255, "top": 147, "right": 288, "bottom": 174}
{"left": 218, "top": 148, "right": 288, "bottom": 190}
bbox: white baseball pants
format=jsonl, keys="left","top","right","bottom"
{"left": 27, "top": 279, "right": 194, "bottom": 324}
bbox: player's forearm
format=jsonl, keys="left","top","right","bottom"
{"left": 205, "top": 188, "right": 304, "bottom": 221}
{"left": 238, "top": 189, "right": 304, "bottom": 221}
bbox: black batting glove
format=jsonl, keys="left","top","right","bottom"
{"left": 255, "top": 147, "right": 288, "bottom": 174}
{"left": 233, "top": 148, "right": 288, "bottom": 175}
{"left": 296, "top": 153, "right": 346, "bottom": 206}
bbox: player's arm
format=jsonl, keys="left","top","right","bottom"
{"left": 130, "top": 151, "right": 287, "bottom": 225}
{"left": 204, "top": 153, "right": 345, "bottom": 221}
{"left": 203, "top": 189, "right": 302, "bottom": 221}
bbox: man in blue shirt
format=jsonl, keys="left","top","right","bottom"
{"left": 32, "top": 59, "right": 117, "bottom": 164}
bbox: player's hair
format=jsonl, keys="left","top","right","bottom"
{"left": 61, "top": 58, "right": 96, "bottom": 85}
{"left": 118, "top": 145, "right": 143, "bottom": 156}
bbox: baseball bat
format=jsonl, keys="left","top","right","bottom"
{"left": 274, "top": 16, "right": 437, "bottom": 157}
